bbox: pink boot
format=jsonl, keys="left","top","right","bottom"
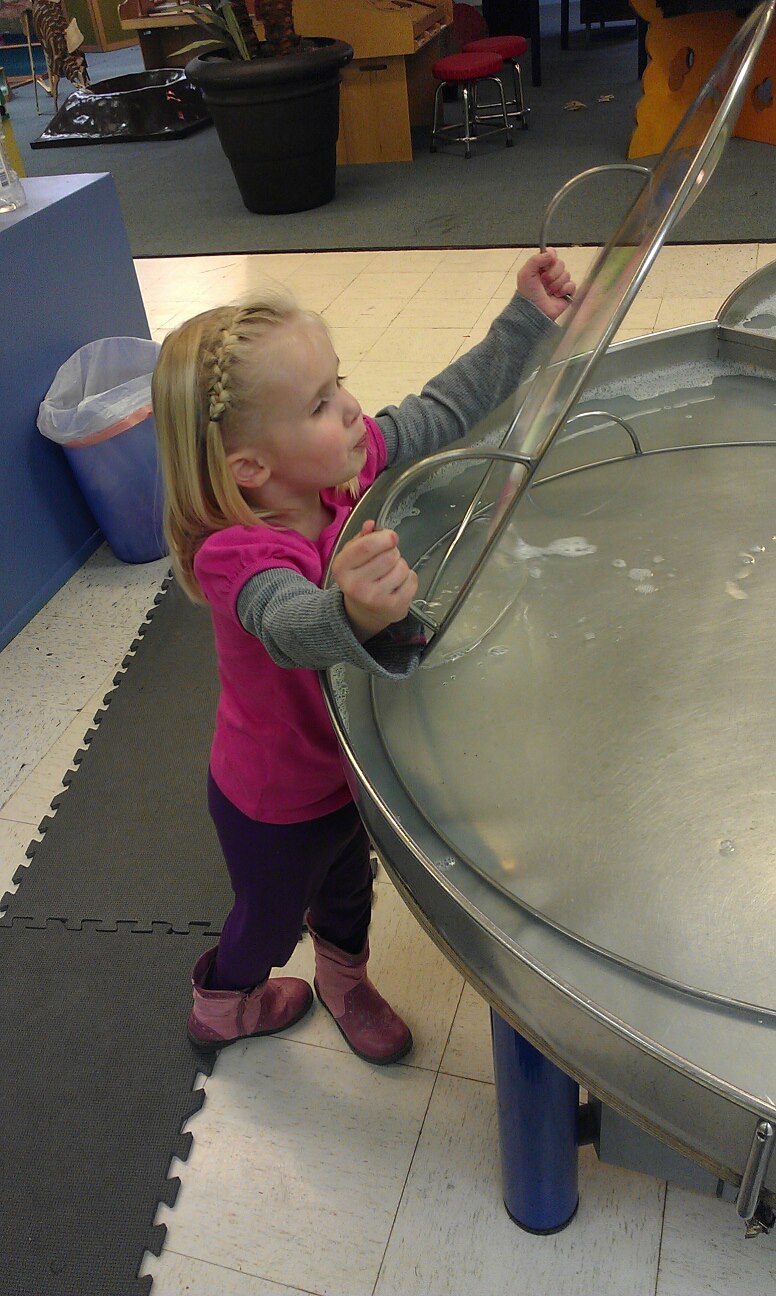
{"left": 187, "top": 946, "right": 313, "bottom": 1052}
{"left": 309, "top": 928, "right": 412, "bottom": 1065}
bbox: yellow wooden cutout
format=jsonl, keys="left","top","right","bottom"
{"left": 629, "top": 0, "right": 776, "bottom": 156}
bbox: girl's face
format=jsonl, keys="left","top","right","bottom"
{"left": 244, "top": 317, "right": 367, "bottom": 501}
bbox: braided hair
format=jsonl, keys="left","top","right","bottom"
{"left": 152, "top": 294, "right": 304, "bottom": 601}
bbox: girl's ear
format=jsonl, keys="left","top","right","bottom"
{"left": 226, "top": 447, "right": 271, "bottom": 490}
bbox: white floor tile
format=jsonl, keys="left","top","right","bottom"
{"left": 0, "top": 818, "right": 40, "bottom": 900}
{"left": 654, "top": 297, "right": 722, "bottom": 330}
{"left": 327, "top": 324, "right": 387, "bottom": 368}
{"left": 441, "top": 249, "right": 522, "bottom": 272}
{"left": 349, "top": 270, "right": 436, "bottom": 301}
{"left": 158, "top": 1039, "right": 436, "bottom": 1296}
{"left": 376, "top": 1073, "right": 664, "bottom": 1296}
{"left": 140, "top": 1250, "right": 317, "bottom": 1296}
{"left": 0, "top": 701, "right": 74, "bottom": 810}
{"left": 322, "top": 292, "right": 407, "bottom": 330}
{"left": 642, "top": 244, "right": 758, "bottom": 299}
{"left": 365, "top": 249, "right": 446, "bottom": 275}
{"left": 756, "top": 243, "right": 776, "bottom": 269}
{"left": 362, "top": 325, "right": 468, "bottom": 368}
{"left": 345, "top": 362, "right": 448, "bottom": 414}
{"left": 440, "top": 981, "right": 494, "bottom": 1083}
{"left": 0, "top": 670, "right": 117, "bottom": 826}
{"left": 0, "top": 608, "right": 140, "bottom": 714}
{"left": 656, "top": 1184, "right": 776, "bottom": 1296}
{"left": 391, "top": 297, "right": 491, "bottom": 329}
{"left": 416, "top": 268, "right": 510, "bottom": 301}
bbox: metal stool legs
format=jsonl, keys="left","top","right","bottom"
{"left": 431, "top": 77, "right": 513, "bottom": 157}
{"left": 474, "top": 59, "right": 530, "bottom": 129}
{"left": 490, "top": 1011, "right": 580, "bottom": 1232}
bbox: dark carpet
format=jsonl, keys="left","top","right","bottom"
{"left": 0, "top": 581, "right": 231, "bottom": 1296}
{"left": 6, "top": 7, "right": 776, "bottom": 255}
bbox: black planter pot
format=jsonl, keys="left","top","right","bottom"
{"left": 187, "top": 38, "right": 353, "bottom": 215}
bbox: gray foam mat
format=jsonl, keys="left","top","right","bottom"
{"left": 1, "top": 581, "right": 231, "bottom": 931}
{"left": 0, "top": 921, "right": 214, "bottom": 1296}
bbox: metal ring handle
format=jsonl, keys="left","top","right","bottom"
{"left": 375, "top": 446, "right": 534, "bottom": 637}
{"left": 539, "top": 163, "right": 652, "bottom": 256}
{"left": 562, "top": 409, "right": 643, "bottom": 456}
{"left": 375, "top": 446, "right": 534, "bottom": 534}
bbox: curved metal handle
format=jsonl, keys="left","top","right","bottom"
{"left": 539, "top": 163, "right": 652, "bottom": 256}
{"left": 375, "top": 446, "right": 534, "bottom": 637}
{"left": 562, "top": 409, "right": 643, "bottom": 457}
{"left": 375, "top": 446, "right": 533, "bottom": 533}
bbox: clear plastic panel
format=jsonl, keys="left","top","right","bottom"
{"left": 411, "top": 0, "right": 775, "bottom": 666}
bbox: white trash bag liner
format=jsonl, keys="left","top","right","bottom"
{"left": 37, "top": 337, "right": 161, "bottom": 445}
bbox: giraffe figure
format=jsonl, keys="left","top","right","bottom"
{"left": 30, "top": 0, "right": 89, "bottom": 111}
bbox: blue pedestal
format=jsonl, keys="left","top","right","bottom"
{"left": 490, "top": 1010, "right": 580, "bottom": 1232}
{"left": 1, "top": 174, "right": 150, "bottom": 650}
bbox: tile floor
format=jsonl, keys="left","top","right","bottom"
{"left": 4, "top": 244, "right": 776, "bottom": 1295}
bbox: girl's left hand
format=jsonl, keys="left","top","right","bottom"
{"left": 517, "top": 250, "right": 575, "bottom": 321}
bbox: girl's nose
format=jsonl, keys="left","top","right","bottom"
{"left": 344, "top": 389, "right": 362, "bottom": 423}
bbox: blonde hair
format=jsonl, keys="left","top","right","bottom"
{"left": 152, "top": 293, "right": 360, "bottom": 602}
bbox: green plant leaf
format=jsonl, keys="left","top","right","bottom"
{"left": 173, "top": 1, "right": 239, "bottom": 53}
{"left": 170, "top": 37, "right": 223, "bottom": 55}
{"left": 221, "top": 2, "right": 251, "bottom": 60}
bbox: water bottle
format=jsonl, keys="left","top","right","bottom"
{"left": 0, "top": 123, "right": 27, "bottom": 214}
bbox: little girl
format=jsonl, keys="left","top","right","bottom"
{"left": 152, "top": 250, "right": 573, "bottom": 1065}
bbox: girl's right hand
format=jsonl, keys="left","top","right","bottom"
{"left": 332, "top": 520, "right": 418, "bottom": 642}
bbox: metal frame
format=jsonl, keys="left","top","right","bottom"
{"left": 431, "top": 74, "right": 513, "bottom": 159}
{"left": 472, "top": 53, "right": 530, "bottom": 130}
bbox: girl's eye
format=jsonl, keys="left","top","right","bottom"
{"left": 312, "top": 376, "right": 347, "bottom": 415}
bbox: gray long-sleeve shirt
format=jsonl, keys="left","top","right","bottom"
{"left": 237, "top": 294, "right": 554, "bottom": 677}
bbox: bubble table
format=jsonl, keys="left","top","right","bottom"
{"left": 323, "top": 297, "right": 776, "bottom": 1234}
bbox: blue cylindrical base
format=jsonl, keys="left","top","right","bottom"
{"left": 490, "top": 1010, "right": 579, "bottom": 1232}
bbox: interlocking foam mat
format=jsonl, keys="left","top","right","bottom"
{"left": 1, "top": 582, "right": 231, "bottom": 932}
{"left": 1, "top": 580, "right": 231, "bottom": 1294}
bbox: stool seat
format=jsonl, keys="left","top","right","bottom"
{"left": 462, "top": 35, "right": 529, "bottom": 59}
{"left": 431, "top": 51, "right": 504, "bottom": 82}
{"left": 461, "top": 33, "right": 530, "bottom": 131}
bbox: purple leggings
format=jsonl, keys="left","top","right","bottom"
{"left": 207, "top": 771, "right": 373, "bottom": 991}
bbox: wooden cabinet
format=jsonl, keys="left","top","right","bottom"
{"left": 293, "top": 0, "right": 454, "bottom": 163}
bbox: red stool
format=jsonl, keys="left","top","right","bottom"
{"left": 431, "top": 51, "right": 513, "bottom": 159}
{"left": 462, "top": 35, "right": 530, "bottom": 130}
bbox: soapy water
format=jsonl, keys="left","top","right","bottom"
{"left": 328, "top": 665, "right": 350, "bottom": 733}
{"left": 581, "top": 359, "right": 776, "bottom": 406}
{"left": 741, "top": 311, "right": 776, "bottom": 333}
{"left": 383, "top": 428, "right": 506, "bottom": 529}
{"left": 413, "top": 517, "right": 599, "bottom": 663}
{"left": 508, "top": 535, "right": 598, "bottom": 561}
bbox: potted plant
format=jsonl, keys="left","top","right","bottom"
{"left": 181, "top": 0, "right": 352, "bottom": 214}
